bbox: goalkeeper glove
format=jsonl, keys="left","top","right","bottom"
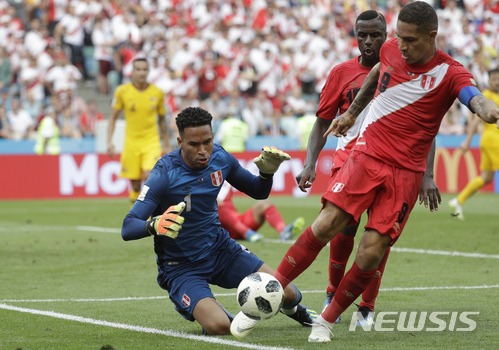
{"left": 253, "top": 146, "right": 291, "bottom": 177}
{"left": 146, "top": 202, "right": 186, "bottom": 239}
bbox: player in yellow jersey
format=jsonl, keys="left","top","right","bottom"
{"left": 107, "top": 58, "right": 170, "bottom": 206}
{"left": 450, "top": 68, "right": 499, "bottom": 220}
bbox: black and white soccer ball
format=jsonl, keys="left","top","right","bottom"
{"left": 236, "top": 272, "right": 284, "bottom": 320}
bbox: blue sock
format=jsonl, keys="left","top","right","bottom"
{"left": 282, "top": 283, "right": 302, "bottom": 310}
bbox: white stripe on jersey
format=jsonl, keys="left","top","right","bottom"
{"left": 358, "top": 63, "right": 450, "bottom": 140}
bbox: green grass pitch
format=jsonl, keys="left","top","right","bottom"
{"left": 0, "top": 193, "right": 498, "bottom": 350}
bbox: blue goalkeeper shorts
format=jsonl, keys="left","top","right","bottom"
{"left": 157, "top": 229, "right": 263, "bottom": 321}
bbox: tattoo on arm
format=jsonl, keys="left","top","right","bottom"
{"left": 469, "top": 95, "right": 496, "bottom": 123}
{"left": 347, "top": 64, "right": 380, "bottom": 117}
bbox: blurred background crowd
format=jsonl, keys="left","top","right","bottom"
{"left": 0, "top": 0, "right": 498, "bottom": 149}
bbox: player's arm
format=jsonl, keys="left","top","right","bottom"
{"left": 122, "top": 164, "right": 184, "bottom": 241}
{"left": 158, "top": 114, "right": 170, "bottom": 154}
{"left": 107, "top": 107, "right": 120, "bottom": 158}
{"left": 419, "top": 139, "right": 441, "bottom": 212}
{"left": 226, "top": 147, "right": 290, "bottom": 199}
{"left": 228, "top": 166, "right": 272, "bottom": 200}
{"left": 296, "top": 117, "right": 331, "bottom": 192}
{"left": 465, "top": 90, "right": 499, "bottom": 127}
{"left": 325, "top": 63, "right": 381, "bottom": 137}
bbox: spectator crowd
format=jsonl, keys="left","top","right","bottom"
{"left": 0, "top": 0, "right": 498, "bottom": 150}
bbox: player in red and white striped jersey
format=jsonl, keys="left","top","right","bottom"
{"left": 273, "top": 2, "right": 499, "bottom": 342}
{"left": 297, "top": 10, "right": 391, "bottom": 326}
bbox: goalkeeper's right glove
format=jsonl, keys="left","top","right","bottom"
{"left": 146, "top": 202, "right": 186, "bottom": 239}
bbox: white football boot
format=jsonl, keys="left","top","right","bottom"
{"left": 308, "top": 315, "right": 334, "bottom": 343}
{"left": 449, "top": 198, "right": 465, "bottom": 220}
{"left": 230, "top": 311, "right": 259, "bottom": 339}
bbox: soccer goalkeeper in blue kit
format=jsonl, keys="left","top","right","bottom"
{"left": 121, "top": 107, "right": 317, "bottom": 336}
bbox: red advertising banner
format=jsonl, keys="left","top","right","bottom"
{"left": 0, "top": 149, "right": 494, "bottom": 200}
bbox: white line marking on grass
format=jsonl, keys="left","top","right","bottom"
{"left": 5, "top": 223, "right": 499, "bottom": 260}
{"left": 3, "top": 285, "right": 499, "bottom": 303}
{"left": 263, "top": 239, "right": 499, "bottom": 259}
{"left": 0, "top": 303, "right": 295, "bottom": 350}
{"left": 0, "top": 206, "right": 111, "bottom": 214}
{"left": 378, "top": 284, "right": 499, "bottom": 292}
{"left": 76, "top": 226, "right": 121, "bottom": 233}
{"left": 390, "top": 246, "right": 499, "bottom": 259}
{"left": 1, "top": 296, "right": 170, "bottom": 302}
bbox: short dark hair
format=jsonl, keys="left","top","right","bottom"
{"left": 132, "top": 57, "right": 148, "bottom": 68}
{"left": 356, "top": 10, "right": 387, "bottom": 31}
{"left": 489, "top": 68, "right": 499, "bottom": 77}
{"left": 176, "top": 107, "right": 213, "bottom": 134}
{"left": 398, "top": 1, "right": 438, "bottom": 34}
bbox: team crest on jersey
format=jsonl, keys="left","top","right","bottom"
{"left": 210, "top": 170, "right": 223, "bottom": 187}
{"left": 421, "top": 75, "right": 436, "bottom": 90}
{"left": 182, "top": 294, "right": 191, "bottom": 307}
{"left": 331, "top": 182, "right": 344, "bottom": 193}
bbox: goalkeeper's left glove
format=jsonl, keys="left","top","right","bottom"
{"left": 253, "top": 146, "right": 291, "bottom": 177}
{"left": 146, "top": 202, "right": 186, "bottom": 239}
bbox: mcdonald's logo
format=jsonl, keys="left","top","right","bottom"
{"left": 434, "top": 148, "right": 478, "bottom": 193}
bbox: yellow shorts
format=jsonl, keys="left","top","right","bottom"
{"left": 120, "top": 142, "right": 161, "bottom": 180}
{"left": 480, "top": 146, "right": 499, "bottom": 171}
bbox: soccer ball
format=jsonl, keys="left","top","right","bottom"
{"left": 236, "top": 272, "right": 284, "bottom": 320}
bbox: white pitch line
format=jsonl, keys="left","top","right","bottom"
{"left": 390, "top": 246, "right": 499, "bottom": 259}
{"left": 264, "top": 238, "right": 499, "bottom": 259}
{"left": 0, "top": 303, "right": 295, "bottom": 350}
{"left": 76, "top": 226, "right": 121, "bottom": 233}
{"left": 4, "top": 224, "right": 499, "bottom": 260}
{"left": 2, "top": 285, "right": 499, "bottom": 303}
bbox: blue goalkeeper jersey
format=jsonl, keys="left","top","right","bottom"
{"left": 122, "top": 144, "right": 272, "bottom": 263}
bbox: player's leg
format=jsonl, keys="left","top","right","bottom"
{"left": 161, "top": 273, "right": 233, "bottom": 335}
{"left": 327, "top": 224, "right": 358, "bottom": 294}
{"left": 258, "top": 263, "right": 319, "bottom": 326}
{"left": 273, "top": 151, "right": 380, "bottom": 290}
{"left": 238, "top": 208, "right": 264, "bottom": 242}
{"left": 130, "top": 179, "right": 142, "bottom": 198}
{"left": 219, "top": 206, "right": 254, "bottom": 241}
{"left": 311, "top": 162, "right": 422, "bottom": 342}
{"left": 252, "top": 200, "right": 286, "bottom": 234}
{"left": 311, "top": 229, "right": 391, "bottom": 342}
{"left": 231, "top": 261, "right": 318, "bottom": 339}
{"left": 450, "top": 147, "right": 495, "bottom": 219}
{"left": 323, "top": 222, "right": 359, "bottom": 322}
{"left": 132, "top": 144, "right": 161, "bottom": 208}
{"left": 228, "top": 237, "right": 317, "bottom": 338}
{"left": 193, "top": 297, "right": 232, "bottom": 335}
{"left": 119, "top": 149, "right": 142, "bottom": 207}
{"left": 356, "top": 246, "right": 391, "bottom": 326}
{"left": 251, "top": 200, "right": 304, "bottom": 241}
{"left": 274, "top": 200, "right": 352, "bottom": 289}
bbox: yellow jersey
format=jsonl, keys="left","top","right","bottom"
{"left": 481, "top": 89, "right": 499, "bottom": 149}
{"left": 112, "top": 82, "right": 166, "bottom": 149}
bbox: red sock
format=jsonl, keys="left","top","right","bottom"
{"left": 322, "top": 262, "right": 376, "bottom": 324}
{"left": 327, "top": 233, "right": 355, "bottom": 293}
{"left": 360, "top": 247, "right": 390, "bottom": 310}
{"left": 264, "top": 205, "right": 286, "bottom": 233}
{"left": 274, "top": 226, "right": 326, "bottom": 288}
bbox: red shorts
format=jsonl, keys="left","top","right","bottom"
{"left": 99, "top": 60, "right": 113, "bottom": 76}
{"left": 322, "top": 151, "right": 423, "bottom": 245}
